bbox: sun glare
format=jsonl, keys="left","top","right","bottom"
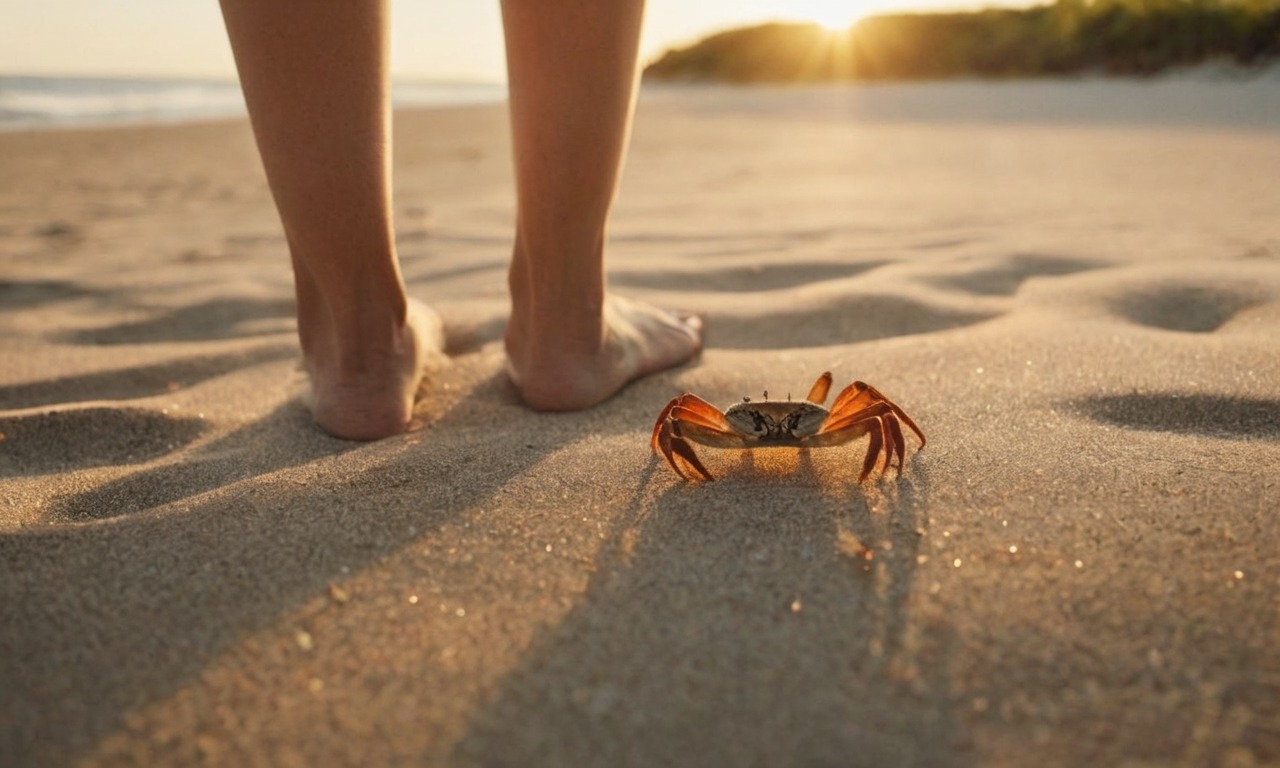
{"left": 792, "top": 1, "right": 869, "bottom": 31}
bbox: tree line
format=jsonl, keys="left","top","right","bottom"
{"left": 643, "top": 0, "right": 1280, "bottom": 81}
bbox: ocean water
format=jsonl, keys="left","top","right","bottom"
{"left": 0, "top": 75, "right": 507, "bottom": 131}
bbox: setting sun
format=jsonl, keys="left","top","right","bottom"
{"left": 790, "top": 0, "right": 872, "bottom": 30}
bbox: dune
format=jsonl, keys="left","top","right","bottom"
{"left": 2, "top": 78, "right": 1279, "bottom": 766}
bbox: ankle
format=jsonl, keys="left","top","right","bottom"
{"left": 506, "top": 246, "right": 606, "bottom": 355}
{"left": 296, "top": 263, "right": 409, "bottom": 370}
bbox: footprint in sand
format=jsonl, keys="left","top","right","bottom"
{"left": 921, "top": 253, "right": 1104, "bottom": 297}
{"left": 0, "top": 407, "right": 207, "bottom": 478}
{"left": 612, "top": 260, "right": 888, "bottom": 293}
{"left": 0, "top": 279, "right": 95, "bottom": 310}
{"left": 710, "top": 291, "right": 998, "bottom": 349}
{"left": 31, "top": 220, "right": 81, "bottom": 240}
{"left": 1013, "top": 261, "right": 1279, "bottom": 335}
{"left": 40, "top": 404, "right": 350, "bottom": 524}
{"left": 1072, "top": 393, "right": 1280, "bottom": 441}
{"left": 1046, "top": 264, "right": 1280, "bottom": 441}
{"left": 1110, "top": 284, "right": 1265, "bottom": 333}
{"left": 702, "top": 253, "right": 1106, "bottom": 349}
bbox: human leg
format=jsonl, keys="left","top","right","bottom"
{"left": 500, "top": 0, "right": 702, "bottom": 411}
{"left": 219, "top": 0, "right": 440, "bottom": 439}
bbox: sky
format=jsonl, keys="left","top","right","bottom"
{"left": 0, "top": 0, "right": 1018, "bottom": 83}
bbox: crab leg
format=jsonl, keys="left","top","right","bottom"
{"left": 651, "top": 393, "right": 730, "bottom": 481}
{"left": 650, "top": 394, "right": 727, "bottom": 451}
{"left": 669, "top": 405, "right": 729, "bottom": 433}
{"left": 819, "top": 401, "right": 899, "bottom": 437}
{"left": 650, "top": 393, "right": 726, "bottom": 453}
{"left": 884, "top": 414, "right": 907, "bottom": 472}
{"left": 657, "top": 422, "right": 715, "bottom": 481}
{"left": 874, "top": 414, "right": 894, "bottom": 474}
{"left": 828, "top": 381, "right": 926, "bottom": 449}
{"left": 815, "top": 403, "right": 904, "bottom": 481}
{"left": 859, "top": 419, "right": 885, "bottom": 482}
{"left": 671, "top": 394, "right": 733, "bottom": 430}
{"left": 829, "top": 380, "right": 868, "bottom": 414}
{"left": 653, "top": 424, "right": 684, "bottom": 479}
{"left": 650, "top": 399, "right": 681, "bottom": 454}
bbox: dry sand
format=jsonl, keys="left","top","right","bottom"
{"left": 2, "top": 79, "right": 1279, "bottom": 767}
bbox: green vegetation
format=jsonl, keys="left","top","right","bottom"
{"left": 643, "top": 0, "right": 1280, "bottom": 81}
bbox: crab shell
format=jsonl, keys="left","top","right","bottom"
{"left": 720, "top": 399, "right": 830, "bottom": 446}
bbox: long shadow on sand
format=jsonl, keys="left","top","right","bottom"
{"left": 0, "top": 372, "right": 619, "bottom": 766}
{"left": 56, "top": 297, "right": 296, "bottom": 345}
{"left": 0, "top": 342, "right": 296, "bottom": 410}
{"left": 454, "top": 462, "right": 969, "bottom": 767}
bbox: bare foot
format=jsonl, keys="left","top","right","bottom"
{"left": 304, "top": 298, "right": 443, "bottom": 440}
{"left": 506, "top": 294, "right": 702, "bottom": 411}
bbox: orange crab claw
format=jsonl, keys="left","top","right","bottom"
{"left": 805, "top": 371, "right": 834, "bottom": 404}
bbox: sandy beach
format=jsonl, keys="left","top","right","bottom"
{"left": 3, "top": 78, "right": 1279, "bottom": 766}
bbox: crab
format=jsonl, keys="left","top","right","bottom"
{"left": 650, "top": 371, "right": 925, "bottom": 482}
